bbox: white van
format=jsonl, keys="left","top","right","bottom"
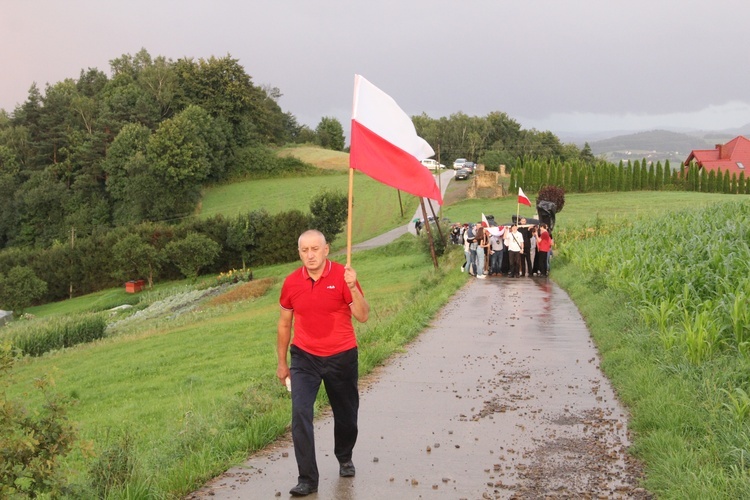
{"left": 420, "top": 159, "right": 445, "bottom": 171}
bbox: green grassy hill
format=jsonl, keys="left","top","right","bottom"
{"left": 198, "top": 147, "right": 419, "bottom": 248}
{"left": 276, "top": 144, "right": 350, "bottom": 171}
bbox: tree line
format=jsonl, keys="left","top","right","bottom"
{"left": 0, "top": 49, "right": 345, "bottom": 250}
{"left": 0, "top": 189, "right": 347, "bottom": 310}
{"left": 411, "top": 111, "right": 596, "bottom": 169}
{"left": 507, "top": 157, "right": 749, "bottom": 195}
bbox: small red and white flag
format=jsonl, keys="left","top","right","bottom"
{"left": 349, "top": 75, "right": 443, "bottom": 204}
{"left": 518, "top": 187, "right": 532, "bottom": 207}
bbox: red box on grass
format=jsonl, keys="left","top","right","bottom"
{"left": 125, "top": 280, "right": 145, "bottom": 293}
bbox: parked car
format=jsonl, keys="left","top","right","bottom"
{"left": 420, "top": 158, "right": 445, "bottom": 171}
{"left": 455, "top": 167, "right": 471, "bottom": 180}
{"left": 453, "top": 158, "right": 467, "bottom": 169}
{"left": 463, "top": 161, "right": 476, "bottom": 172}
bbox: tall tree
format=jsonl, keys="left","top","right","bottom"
{"left": 145, "top": 105, "right": 214, "bottom": 220}
{"left": 102, "top": 122, "right": 154, "bottom": 224}
{"left": 315, "top": 117, "right": 345, "bottom": 151}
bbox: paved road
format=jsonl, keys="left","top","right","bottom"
{"left": 188, "top": 276, "right": 645, "bottom": 499}
{"left": 188, "top": 170, "right": 648, "bottom": 498}
{"left": 347, "top": 169, "right": 454, "bottom": 253}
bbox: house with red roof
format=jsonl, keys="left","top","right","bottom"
{"left": 683, "top": 135, "right": 750, "bottom": 177}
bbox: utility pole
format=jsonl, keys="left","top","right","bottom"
{"left": 69, "top": 226, "right": 75, "bottom": 299}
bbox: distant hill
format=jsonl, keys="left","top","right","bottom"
{"left": 587, "top": 129, "right": 746, "bottom": 165}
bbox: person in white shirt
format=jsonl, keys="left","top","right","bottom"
{"left": 503, "top": 224, "right": 524, "bottom": 278}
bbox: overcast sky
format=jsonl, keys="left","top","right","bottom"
{"left": 2, "top": 0, "right": 749, "bottom": 141}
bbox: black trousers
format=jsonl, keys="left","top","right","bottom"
{"left": 537, "top": 250, "right": 549, "bottom": 275}
{"left": 290, "top": 345, "right": 359, "bottom": 486}
{"left": 521, "top": 251, "right": 532, "bottom": 276}
{"left": 508, "top": 250, "right": 522, "bottom": 277}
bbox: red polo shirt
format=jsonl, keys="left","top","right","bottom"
{"left": 280, "top": 260, "right": 362, "bottom": 356}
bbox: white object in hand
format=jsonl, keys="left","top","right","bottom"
{"left": 285, "top": 376, "right": 292, "bottom": 392}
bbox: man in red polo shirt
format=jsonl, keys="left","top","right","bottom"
{"left": 277, "top": 229, "right": 370, "bottom": 497}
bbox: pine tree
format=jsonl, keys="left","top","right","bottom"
{"left": 648, "top": 163, "right": 655, "bottom": 190}
{"left": 722, "top": 169, "right": 731, "bottom": 193}
{"left": 624, "top": 163, "right": 632, "bottom": 191}
{"left": 655, "top": 162, "right": 663, "bottom": 191}
{"left": 567, "top": 163, "right": 575, "bottom": 192}
{"left": 633, "top": 160, "right": 641, "bottom": 191}
{"left": 550, "top": 160, "right": 560, "bottom": 187}
{"left": 707, "top": 169, "right": 717, "bottom": 192}
{"left": 700, "top": 167, "right": 708, "bottom": 192}
{"left": 578, "top": 165, "right": 587, "bottom": 192}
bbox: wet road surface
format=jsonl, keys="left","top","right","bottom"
{"left": 188, "top": 276, "right": 648, "bottom": 499}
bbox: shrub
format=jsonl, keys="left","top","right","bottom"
{"left": 536, "top": 185, "right": 566, "bottom": 214}
{"left": 165, "top": 233, "right": 221, "bottom": 280}
{"left": 0, "top": 344, "right": 79, "bottom": 497}
{"left": 416, "top": 220, "right": 452, "bottom": 257}
{"left": 309, "top": 189, "right": 348, "bottom": 244}
{"left": 231, "top": 145, "right": 318, "bottom": 179}
{"left": 215, "top": 268, "right": 253, "bottom": 286}
{"left": 0, "top": 266, "right": 47, "bottom": 314}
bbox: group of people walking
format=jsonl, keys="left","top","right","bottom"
{"left": 454, "top": 218, "right": 553, "bottom": 279}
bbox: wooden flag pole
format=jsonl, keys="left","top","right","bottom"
{"left": 427, "top": 198, "right": 444, "bottom": 242}
{"left": 346, "top": 168, "right": 354, "bottom": 267}
{"left": 419, "top": 197, "right": 439, "bottom": 270}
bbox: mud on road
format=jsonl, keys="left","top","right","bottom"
{"left": 189, "top": 277, "right": 651, "bottom": 499}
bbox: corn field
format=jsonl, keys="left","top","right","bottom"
{"left": 560, "top": 200, "right": 750, "bottom": 364}
{"left": 1, "top": 313, "right": 108, "bottom": 357}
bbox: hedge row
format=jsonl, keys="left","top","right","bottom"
{"left": 0, "top": 193, "right": 345, "bottom": 306}
{"left": 509, "top": 158, "right": 749, "bottom": 195}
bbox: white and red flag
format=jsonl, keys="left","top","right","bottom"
{"left": 481, "top": 213, "right": 490, "bottom": 227}
{"left": 349, "top": 75, "right": 443, "bottom": 204}
{"left": 482, "top": 213, "right": 505, "bottom": 237}
{"left": 518, "top": 187, "right": 532, "bottom": 207}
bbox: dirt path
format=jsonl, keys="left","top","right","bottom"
{"left": 188, "top": 277, "right": 650, "bottom": 499}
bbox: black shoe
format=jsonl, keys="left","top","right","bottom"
{"left": 339, "top": 460, "right": 356, "bottom": 477}
{"left": 289, "top": 482, "right": 318, "bottom": 496}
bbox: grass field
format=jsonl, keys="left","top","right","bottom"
{"left": 8, "top": 238, "right": 467, "bottom": 498}
{"left": 276, "top": 144, "right": 350, "bottom": 171}
{"left": 7, "top": 146, "right": 750, "bottom": 498}
{"left": 440, "top": 191, "right": 739, "bottom": 230}
{"left": 198, "top": 172, "right": 419, "bottom": 249}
